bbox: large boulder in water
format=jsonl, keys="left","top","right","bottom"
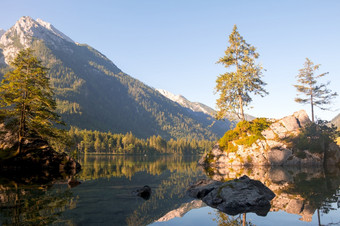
{"left": 187, "top": 175, "right": 275, "bottom": 216}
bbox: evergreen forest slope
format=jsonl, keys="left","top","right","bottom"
{"left": 0, "top": 16, "right": 230, "bottom": 140}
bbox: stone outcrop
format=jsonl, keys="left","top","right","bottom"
{"left": 133, "top": 185, "right": 152, "bottom": 200}
{"left": 187, "top": 175, "right": 275, "bottom": 216}
{"left": 200, "top": 110, "right": 340, "bottom": 167}
{"left": 0, "top": 124, "right": 81, "bottom": 175}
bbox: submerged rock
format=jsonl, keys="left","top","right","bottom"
{"left": 68, "top": 177, "right": 81, "bottom": 188}
{"left": 187, "top": 175, "right": 275, "bottom": 216}
{"left": 133, "top": 185, "right": 152, "bottom": 200}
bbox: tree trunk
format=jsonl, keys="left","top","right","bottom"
{"left": 310, "top": 87, "right": 314, "bottom": 123}
{"left": 238, "top": 94, "right": 245, "bottom": 121}
{"left": 18, "top": 102, "right": 25, "bottom": 154}
{"left": 235, "top": 52, "right": 245, "bottom": 121}
{"left": 311, "top": 99, "right": 314, "bottom": 123}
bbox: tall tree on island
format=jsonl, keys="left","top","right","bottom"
{"left": 294, "top": 58, "right": 338, "bottom": 122}
{"left": 0, "top": 48, "right": 64, "bottom": 154}
{"left": 215, "top": 25, "right": 268, "bottom": 121}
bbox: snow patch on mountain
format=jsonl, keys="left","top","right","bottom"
{"left": 156, "top": 89, "right": 214, "bottom": 115}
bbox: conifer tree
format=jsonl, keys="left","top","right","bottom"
{"left": 0, "top": 48, "right": 63, "bottom": 154}
{"left": 215, "top": 25, "right": 268, "bottom": 121}
{"left": 294, "top": 58, "right": 338, "bottom": 122}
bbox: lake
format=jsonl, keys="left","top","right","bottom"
{"left": 1, "top": 154, "right": 340, "bottom": 225}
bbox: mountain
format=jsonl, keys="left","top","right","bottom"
{"left": 0, "top": 29, "right": 5, "bottom": 65}
{"left": 0, "top": 16, "right": 229, "bottom": 140}
{"left": 157, "top": 88, "right": 255, "bottom": 122}
{"left": 0, "top": 29, "right": 5, "bottom": 38}
{"left": 156, "top": 88, "right": 231, "bottom": 134}
{"left": 156, "top": 89, "right": 215, "bottom": 115}
{"left": 332, "top": 113, "right": 340, "bottom": 130}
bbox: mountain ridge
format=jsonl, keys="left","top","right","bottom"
{"left": 0, "top": 29, "right": 5, "bottom": 38}
{"left": 0, "top": 16, "right": 230, "bottom": 140}
{"left": 332, "top": 113, "right": 340, "bottom": 130}
{"left": 156, "top": 89, "right": 215, "bottom": 115}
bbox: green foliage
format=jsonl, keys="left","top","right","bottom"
{"left": 10, "top": 39, "right": 229, "bottom": 141}
{"left": 290, "top": 120, "right": 340, "bottom": 154}
{"left": 219, "top": 118, "right": 272, "bottom": 152}
{"left": 53, "top": 127, "right": 215, "bottom": 155}
{"left": 0, "top": 48, "right": 64, "bottom": 153}
{"left": 246, "top": 155, "right": 252, "bottom": 164}
{"left": 215, "top": 25, "right": 268, "bottom": 121}
{"left": 294, "top": 58, "right": 338, "bottom": 122}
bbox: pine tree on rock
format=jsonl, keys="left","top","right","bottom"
{"left": 0, "top": 48, "right": 64, "bottom": 154}
{"left": 294, "top": 58, "right": 338, "bottom": 122}
{"left": 215, "top": 25, "right": 268, "bottom": 121}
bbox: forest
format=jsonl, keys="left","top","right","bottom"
{"left": 52, "top": 127, "right": 215, "bottom": 156}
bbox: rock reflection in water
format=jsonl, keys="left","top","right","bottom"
{"left": 203, "top": 164, "right": 340, "bottom": 222}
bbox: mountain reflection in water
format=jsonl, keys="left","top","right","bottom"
{"left": 1, "top": 155, "right": 340, "bottom": 225}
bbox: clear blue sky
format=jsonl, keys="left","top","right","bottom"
{"left": 1, "top": 0, "right": 339, "bottom": 120}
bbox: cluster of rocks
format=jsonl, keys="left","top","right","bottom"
{"left": 199, "top": 110, "right": 340, "bottom": 167}
{"left": 187, "top": 175, "right": 275, "bottom": 216}
{"left": 187, "top": 110, "right": 340, "bottom": 221}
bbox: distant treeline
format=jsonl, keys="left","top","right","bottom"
{"left": 52, "top": 127, "right": 215, "bottom": 155}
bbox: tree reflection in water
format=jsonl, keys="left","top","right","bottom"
{"left": 2, "top": 155, "right": 340, "bottom": 225}
{"left": 0, "top": 176, "right": 78, "bottom": 225}
{"left": 210, "top": 211, "right": 255, "bottom": 226}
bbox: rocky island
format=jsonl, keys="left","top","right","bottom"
{"left": 0, "top": 123, "right": 81, "bottom": 178}
{"left": 200, "top": 110, "right": 340, "bottom": 168}
{"left": 0, "top": 47, "right": 81, "bottom": 181}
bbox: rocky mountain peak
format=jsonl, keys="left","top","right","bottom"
{"left": 36, "top": 18, "right": 74, "bottom": 43}
{"left": 0, "top": 16, "right": 74, "bottom": 64}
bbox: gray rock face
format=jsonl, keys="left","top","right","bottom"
{"left": 187, "top": 175, "right": 275, "bottom": 216}
{"left": 200, "top": 110, "right": 340, "bottom": 166}
{"left": 0, "top": 16, "right": 74, "bottom": 64}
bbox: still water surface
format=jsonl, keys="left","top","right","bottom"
{"left": 1, "top": 155, "right": 340, "bottom": 225}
